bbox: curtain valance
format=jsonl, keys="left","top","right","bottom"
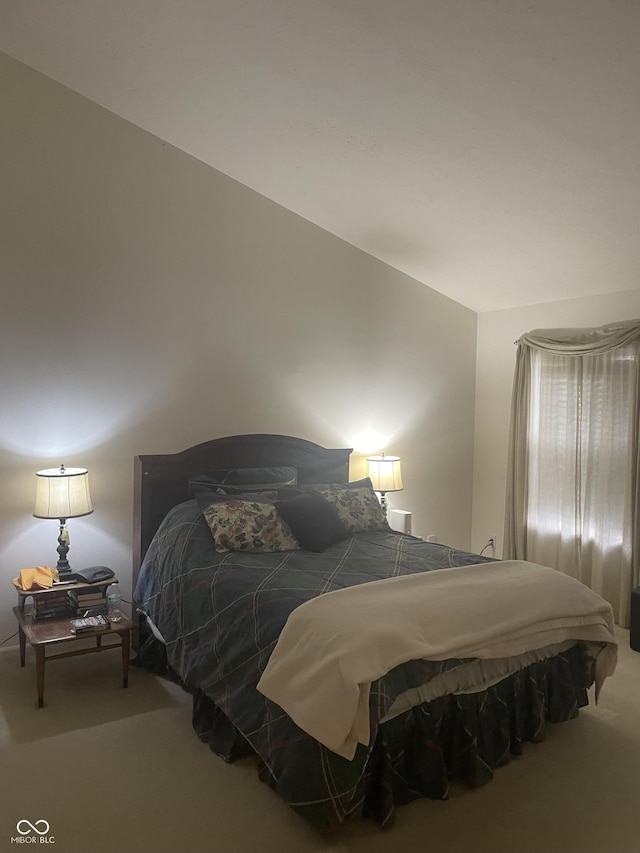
{"left": 516, "top": 319, "right": 640, "bottom": 356}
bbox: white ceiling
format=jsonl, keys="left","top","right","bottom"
{"left": 2, "top": 0, "right": 639, "bottom": 313}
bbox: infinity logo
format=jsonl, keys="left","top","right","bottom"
{"left": 16, "top": 819, "right": 50, "bottom": 835}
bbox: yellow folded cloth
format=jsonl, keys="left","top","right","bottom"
{"left": 14, "top": 566, "right": 60, "bottom": 590}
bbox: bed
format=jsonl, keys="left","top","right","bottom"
{"left": 132, "top": 434, "right": 617, "bottom": 831}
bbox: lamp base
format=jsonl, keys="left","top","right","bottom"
{"left": 55, "top": 520, "right": 74, "bottom": 581}
{"left": 380, "top": 492, "right": 388, "bottom": 517}
{"left": 56, "top": 563, "right": 75, "bottom": 582}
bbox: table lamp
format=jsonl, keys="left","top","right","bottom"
{"left": 34, "top": 464, "right": 93, "bottom": 581}
{"left": 366, "top": 453, "right": 403, "bottom": 516}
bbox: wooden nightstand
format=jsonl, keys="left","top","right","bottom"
{"left": 13, "top": 579, "right": 133, "bottom": 707}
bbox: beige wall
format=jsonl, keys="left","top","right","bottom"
{"left": 473, "top": 289, "right": 640, "bottom": 557}
{"left": 0, "top": 53, "right": 478, "bottom": 642}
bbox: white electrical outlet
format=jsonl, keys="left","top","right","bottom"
{"left": 426, "top": 534, "right": 437, "bottom": 543}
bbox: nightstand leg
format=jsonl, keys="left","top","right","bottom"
{"left": 35, "top": 647, "right": 45, "bottom": 708}
{"left": 18, "top": 625, "right": 26, "bottom": 667}
{"left": 121, "top": 629, "right": 130, "bottom": 688}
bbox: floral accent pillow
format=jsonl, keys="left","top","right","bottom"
{"left": 201, "top": 498, "right": 299, "bottom": 553}
{"left": 315, "top": 482, "right": 389, "bottom": 534}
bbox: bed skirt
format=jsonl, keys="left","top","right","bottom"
{"left": 190, "top": 643, "right": 589, "bottom": 830}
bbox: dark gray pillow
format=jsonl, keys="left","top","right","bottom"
{"left": 275, "top": 491, "right": 348, "bottom": 553}
{"left": 213, "top": 467, "right": 298, "bottom": 486}
{"left": 189, "top": 466, "right": 297, "bottom": 498}
{"left": 279, "top": 477, "right": 374, "bottom": 493}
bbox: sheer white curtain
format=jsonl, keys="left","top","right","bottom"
{"left": 504, "top": 320, "right": 640, "bottom": 626}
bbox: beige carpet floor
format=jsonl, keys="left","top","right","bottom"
{"left": 0, "top": 627, "right": 638, "bottom": 853}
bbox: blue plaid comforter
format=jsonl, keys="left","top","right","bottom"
{"left": 134, "top": 500, "right": 505, "bottom": 825}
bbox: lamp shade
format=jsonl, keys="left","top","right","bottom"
{"left": 34, "top": 465, "right": 93, "bottom": 520}
{"left": 366, "top": 455, "right": 403, "bottom": 493}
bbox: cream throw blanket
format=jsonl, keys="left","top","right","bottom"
{"left": 257, "top": 561, "right": 618, "bottom": 760}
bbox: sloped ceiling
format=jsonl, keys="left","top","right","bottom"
{"left": 1, "top": 0, "right": 639, "bottom": 312}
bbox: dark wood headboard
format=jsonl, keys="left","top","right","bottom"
{"left": 133, "top": 433, "right": 352, "bottom": 592}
